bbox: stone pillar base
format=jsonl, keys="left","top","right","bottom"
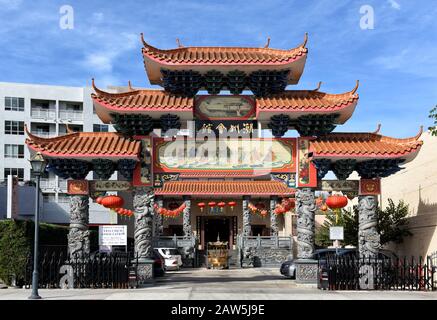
{"left": 295, "top": 259, "right": 318, "bottom": 284}
{"left": 134, "top": 259, "right": 155, "bottom": 287}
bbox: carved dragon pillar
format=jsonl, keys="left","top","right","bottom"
{"left": 133, "top": 186, "right": 155, "bottom": 282}
{"left": 241, "top": 195, "right": 253, "bottom": 267}
{"left": 182, "top": 196, "right": 192, "bottom": 238}
{"left": 358, "top": 195, "right": 380, "bottom": 259}
{"left": 153, "top": 197, "right": 163, "bottom": 237}
{"left": 295, "top": 188, "right": 318, "bottom": 283}
{"left": 68, "top": 195, "right": 90, "bottom": 260}
{"left": 270, "top": 196, "right": 278, "bottom": 237}
{"left": 358, "top": 195, "right": 381, "bottom": 290}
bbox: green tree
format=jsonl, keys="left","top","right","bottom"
{"left": 315, "top": 209, "right": 358, "bottom": 247}
{"left": 428, "top": 105, "right": 437, "bottom": 136}
{"left": 377, "top": 198, "right": 412, "bottom": 245}
{"left": 315, "top": 198, "right": 412, "bottom": 248}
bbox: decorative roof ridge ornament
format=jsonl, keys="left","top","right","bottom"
{"left": 92, "top": 78, "right": 143, "bottom": 99}
{"left": 65, "top": 123, "right": 74, "bottom": 134}
{"left": 264, "top": 37, "right": 271, "bottom": 48}
{"left": 312, "top": 81, "right": 322, "bottom": 92}
{"left": 351, "top": 80, "right": 359, "bottom": 95}
{"left": 300, "top": 32, "right": 308, "bottom": 48}
{"left": 373, "top": 124, "right": 382, "bottom": 134}
{"left": 128, "top": 80, "right": 134, "bottom": 91}
{"left": 24, "top": 123, "right": 79, "bottom": 145}
{"left": 176, "top": 38, "right": 184, "bottom": 48}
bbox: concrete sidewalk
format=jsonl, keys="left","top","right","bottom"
{"left": 1, "top": 268, "right": 436, "bottom": 300}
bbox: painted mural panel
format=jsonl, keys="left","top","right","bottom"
{"left": 195, "top": 96, "right": 256, "bottom": 120}
{"left": 153, "top": 138, "right": 296, "bottom": 173}
{"left": 297, "top": 137, "right": 317, "bottom": 188}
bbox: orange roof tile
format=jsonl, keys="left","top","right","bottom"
{"left": 256, "top": 82, "right": 359, "bottom": 112}
{"left": 25, "top": 126, "right": 141, "bottom": 159}
{"left": 91, "top": 80, "right": 358, "bottom": 124}
{"left": 154, "top": 180, "right": 295, "bottom": 196}
{"left": 141, "top": 34, "right": 308, "bottom": 65}
{"left": 310, "top": 128, "right": 423, "bottom": 159}
{"left": 92, "top": 82, "right": 193, "bottom": 112}
{"left": 179, "top": 171, "right": 269, "bottom": 178}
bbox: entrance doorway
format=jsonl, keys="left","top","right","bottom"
{"left": 199, "top": 216, "right": 236, "bottom": 249}
{"left": 205, "top": 217, "right": 230, "bottom": 246}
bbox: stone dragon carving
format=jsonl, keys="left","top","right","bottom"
{"left": 153, "top": 198, "right": 164, "bottom": 237}
{"left": 133, "top": 187, "right": 154, "bottom": 260}
{"left": 241, "top": 197, "right": 253, "bottom": 267}
{"left": 358, "top": 196, "right": 380, "bottom": 258}
{"left": 68, "top": 195, "right": 90, "bottom": 260}
{"left": 296, "top": 188, "right": 316, "bottom": 259}
{"left": 270, "top": 198, "right": 278, "bottom": 236}
{"left": 183, "top": 198, "right": 192, "bottom": 238}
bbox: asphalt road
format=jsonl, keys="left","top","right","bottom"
{"left": 0, "top": 267, "right": 436, "bottom": 300}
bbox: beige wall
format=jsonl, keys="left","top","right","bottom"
{"left": 381, "top": 131, "right": 437, "bottom": 258}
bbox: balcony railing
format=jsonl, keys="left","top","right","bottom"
{"left": 58, "top": 179, "right": 68, "bottom": 190}
{"left": 40, "top": 178, "right": 57, "bottom": 189}
{"left": 59, "top": 110, "right": 83, "bottom": 121}
{"left": 31, "top": 108, "right": 56, "bottom": 120}
{"left": 31, "top": 130, "right": 57, "bottom": 138}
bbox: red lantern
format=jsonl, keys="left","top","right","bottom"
{"left": 208, "top": 201, "right": 216, "bottom": 208}
{"left": 96, "top": 196, "right": 104, "bottom": 204}
{"left": 218, "top": 201, "right": 226, "bottom": 211}
{"left": 228, "top": 201, "right": 236, "bottom": 211}
{"left": 326, "top": 195, "right": 348, "bottom": 209}
{"left": 101, "top": 195, "right": 124, "bottom": 209}
{"left": 198, "top": 202, "right": 206, "bottom": 212}
{"left": 255, "top": 202, "right": 266, "bottom": 210}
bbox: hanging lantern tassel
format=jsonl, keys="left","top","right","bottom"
{"left": 228, "top": 201, "right": 236, "bottom": 211}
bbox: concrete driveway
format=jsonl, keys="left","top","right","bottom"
{"left": 0, "top": 267, "right": 436, "bottom": 300}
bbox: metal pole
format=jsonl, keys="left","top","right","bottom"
{"left": 29, "top": 174, "right": 41, "bottom": 299}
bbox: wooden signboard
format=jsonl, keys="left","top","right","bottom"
{"left": 67, "top": 180, "right": 89, "bottom": 195}
{"left": 359, "top": 178, "right": 381, "bottom": 195}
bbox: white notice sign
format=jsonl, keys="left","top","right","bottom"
{"left": 329, "top": 226, "right": 344, "bottom": 240}
{"left": 99, "top": 225, "right": 127, "bottom": 246}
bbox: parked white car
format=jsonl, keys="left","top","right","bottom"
{"left": 156, "top": 248, "right": 183, "bottom": 271}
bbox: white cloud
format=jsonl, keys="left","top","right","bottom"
{"left": 387, "top": 0, "right": 401, "bottom": 10}
{"left": 92, "top": 12, "right": 104, "bottom": 23}
{"left": 0, "top": 0, "right": 22, "bottom": 9}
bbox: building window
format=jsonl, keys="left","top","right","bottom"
{"left": 93, "top": 124, "right": 108, "bottom": 132}
{"left": 5, "top": 97, "right": 25, "bottom": 111}
{"left": 4, "top": 168, "right": 24, "bottom": 181}
{"left": 4, "top": 144, "right": 24, "bottom": 158}
{"left": 5, "top": 121, "right": 24, "bottom": 135}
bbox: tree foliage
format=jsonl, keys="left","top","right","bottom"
{"left": 429, "top": 105, "right": 437, "bottom": 136}
{"left": 315, "top": 198, "right": 412, "bottom": 248}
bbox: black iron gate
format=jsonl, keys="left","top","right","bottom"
{"left": 322, "top": 255, "right": 436, "bottom": 291}
{"left": 24, "top": 248, "right": 138, "bottom": 289}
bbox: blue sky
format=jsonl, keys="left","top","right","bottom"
{"left": 0, "top": 0, "right": 436, "bottom": 138}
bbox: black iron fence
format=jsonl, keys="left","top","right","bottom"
{"left": 321, "top": 255, "right": 436, "bottom": 291}
{"left": 24, "top": 248, "right": 138, "bottom": 289}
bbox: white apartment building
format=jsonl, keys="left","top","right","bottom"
{"left": 0, "top": 82, "right": 119, "bottom": 225}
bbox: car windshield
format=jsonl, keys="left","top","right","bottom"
{"left": 163, "top": 249, "right": 179, "bottom": 256}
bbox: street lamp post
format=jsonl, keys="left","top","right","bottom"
{"left": 28, "top": 152, "right": 47, "bottom": 300}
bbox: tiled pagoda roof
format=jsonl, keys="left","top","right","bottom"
{"left": 154, "top": 180, "right": 296, "bottom": 196}
{"left": 141, "top": 33, "right": 308, "bottom": 85}
{"left": 310, "top": 126, "right": 423, "bottom": 161}
{"left": 25, "top": 125, "right": 141, "bottom": 159}
{"left": 92, "top": 80, "right": 359, "bottom": 124}
{"left": 141, "top": 34, "right": 308, "bottom": 65}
